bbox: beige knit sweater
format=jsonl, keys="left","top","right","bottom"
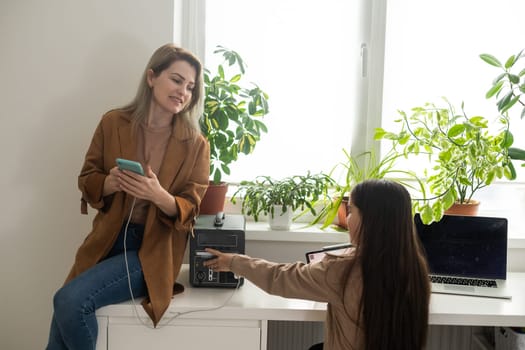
{"left": 231, "top": 249, "right": 364, "bottom": 350}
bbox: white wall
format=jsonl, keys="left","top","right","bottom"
{"left": 0, "top": 1, "right": 175, "bottom": 349}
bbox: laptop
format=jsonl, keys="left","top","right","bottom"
{"left": 414, "top": 214, "right": 512, "bottom": 300}
{"left": 306, "top": 243, "right": 352, "bottom": 264}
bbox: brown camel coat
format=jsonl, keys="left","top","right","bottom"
{"left": 66, "top": 109, "right": 210, "bottom": 326}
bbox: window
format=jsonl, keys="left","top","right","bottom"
{"left": 203, "top": 0, "right": 371, "bottom": 183}
{"left": 381, "top": 0, "right": 525, "bottom": 181}
{"left": 178, "top": 0, "right": 525, "bottom": 183}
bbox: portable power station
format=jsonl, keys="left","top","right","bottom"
{"left": 189, "top": 213, "right": 245, "bottom": 288}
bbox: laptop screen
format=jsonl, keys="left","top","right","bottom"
{"left": 414, "top": 214, "right": 508, "bottom": 280}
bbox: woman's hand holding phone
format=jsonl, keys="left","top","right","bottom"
{"left": 104, "top": 159, "right": 144, "bottom": 196}
{"left": 115, "top": 159, "right": 149, "bottom": 199}
{"left": 114, "top": 158, "right": 177, "bottom": 217}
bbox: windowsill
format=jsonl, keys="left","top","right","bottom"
{"left": 243, "top": 221, "right": 349, "bottom": 243}
{"left": 242, "top": 221, "right": 525, "bottom": 249}
{"left": 226, "top": 181, "right": 525, "bottom": 249}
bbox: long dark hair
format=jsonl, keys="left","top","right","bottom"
{"left": 351, "top": 179, "right": 430, "bottom": 350}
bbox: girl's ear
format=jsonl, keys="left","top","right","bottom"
{"left": 146, "top": 69, "right": 155, "bottom": 87}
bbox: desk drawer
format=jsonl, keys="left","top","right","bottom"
{"left": 107, "top": 319, "right": 261, "bottom": 350}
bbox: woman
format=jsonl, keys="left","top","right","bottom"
{"left": 205, "top": 179, "right": 430, "bottom": 350}
{"left": 46, "top": 44, "right": 210, "bottom": 350}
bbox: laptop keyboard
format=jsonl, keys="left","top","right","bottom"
{"left": 430, "top": 276, "right": 497, "bottom": 288}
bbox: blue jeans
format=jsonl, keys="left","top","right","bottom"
{"left": 46, "top": 223, "right": 147, "bottom": 350}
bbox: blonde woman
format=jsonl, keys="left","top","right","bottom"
{"left": 46, "top": 44, "right": 209, "bottom": 350}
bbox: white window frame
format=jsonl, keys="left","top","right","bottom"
{"left": 175, "top": 0, "right": 524, "bottom": 184}
{"left": 177, "top": 0, "right": 388, "bottom": 179}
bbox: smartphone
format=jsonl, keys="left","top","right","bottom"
{"left": 116, "top": 158, "right": 144, "bottom": 175}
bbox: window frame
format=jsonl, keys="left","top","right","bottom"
{"left": 176, "top": 0, "right": 524, "bottom": 184}
{"left": 177, "top": 0, "right": 389, "bottom": 182}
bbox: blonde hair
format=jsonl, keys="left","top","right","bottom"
{"left": 122, "top": 43, "right": 204, "bottom": 135}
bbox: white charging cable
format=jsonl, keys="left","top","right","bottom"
{"left": 122, "top": 197, "right": 154, "bottom": 328}
{"left": 161, "top": 277, "right": 242, "bottom": 326}
{"left": 123, "top": 197, "right": 241, "bottom": 329}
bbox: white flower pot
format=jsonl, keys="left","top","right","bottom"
{"left": 269, "top": 205, "right": 292, "bottom": 230}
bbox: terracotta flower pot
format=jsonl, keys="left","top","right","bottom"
{"left": 336, "top": 197, "right": 350, "bottom": 229}
{"left": 444, "top": 199, "right": 480, "bottom": 216}
{"left": 199, "top": 182, "right": 228, "bottom": 215}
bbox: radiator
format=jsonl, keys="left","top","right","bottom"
{"left": 427, "top": 325, "right": 474, "bottom": 350}
{"left": 267, "top": 321, "right": 489, "bottom": 350}
{"left": 267, "top": 321, "right": 323, "bottom": 350}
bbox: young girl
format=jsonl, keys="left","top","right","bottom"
{"left": 46, "top": 44, "right": 210, "bottom": 350}
{"left": 205, "top": 179, "right": 430, "bottom": 350}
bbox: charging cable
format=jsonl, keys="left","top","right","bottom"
{"left": 123, "top": 197, "right": 241, "bottom": 329}
{"left": 162, "top": 277, "right": 242, "bottom": 326}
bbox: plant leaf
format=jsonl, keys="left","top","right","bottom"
{"left": 447, "top": 124, "right": 465, "bottom": 138}
{"left": 485, "top": 81, "right": 503, "bottom": 99}
{"left": 509, "top": 147, "right": 525, "bottom": 160}
{"left": 480, "top": 53, "right": 502, "bottom": 67}
{"left": 504, "top": 54, "right": 516, "bottom": 69}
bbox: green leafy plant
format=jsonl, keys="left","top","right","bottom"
{"left": 311, "top": 148, "right": 424, "bottom": 229}
{"left": 200, "top": 46, "right": 270, "bottom": 184}
{"left": 480, "top": 49, "right": 525, "bottom": 165}
{"left": 375, "top": 98, "right": 515, "bottom": 224}
{"left": 231, "top": 172, "right": 335, "bottom": 222}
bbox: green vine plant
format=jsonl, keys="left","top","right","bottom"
{"left": 200, "top": 46, "right": 270, "bottom": 184}
{"left": 375, "top": 97, "right": 515, "bottom": 224}
{"left": 310, "top": 148, "right": 426, "bottom": 229}
{"left": 480, "top": 49, "right": 525, "bottom": 166}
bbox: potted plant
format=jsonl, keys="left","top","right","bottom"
{"left": 231, "top": 172, "right": 334, "bottom": 230}
{"left": 311, "top": 148, "right": 424, "bottom": 230}
{"left": 375, "top": 97, "right": 515, "bottom": 224}
{"left": 199, "top": 46, "right": 270, "bottom": 214}
{"left": 480, "top": 49, "right": 525, "bottom": 166}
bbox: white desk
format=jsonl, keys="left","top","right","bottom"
{"left": 429, "top": 280, "right": 525, "bottom": 327}
{"left": 96, "top": 265, "right": 525, "bottom": 350}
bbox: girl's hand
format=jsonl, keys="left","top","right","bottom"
{"left": 203, "top": 248, "right": 236, "bottom": 272}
